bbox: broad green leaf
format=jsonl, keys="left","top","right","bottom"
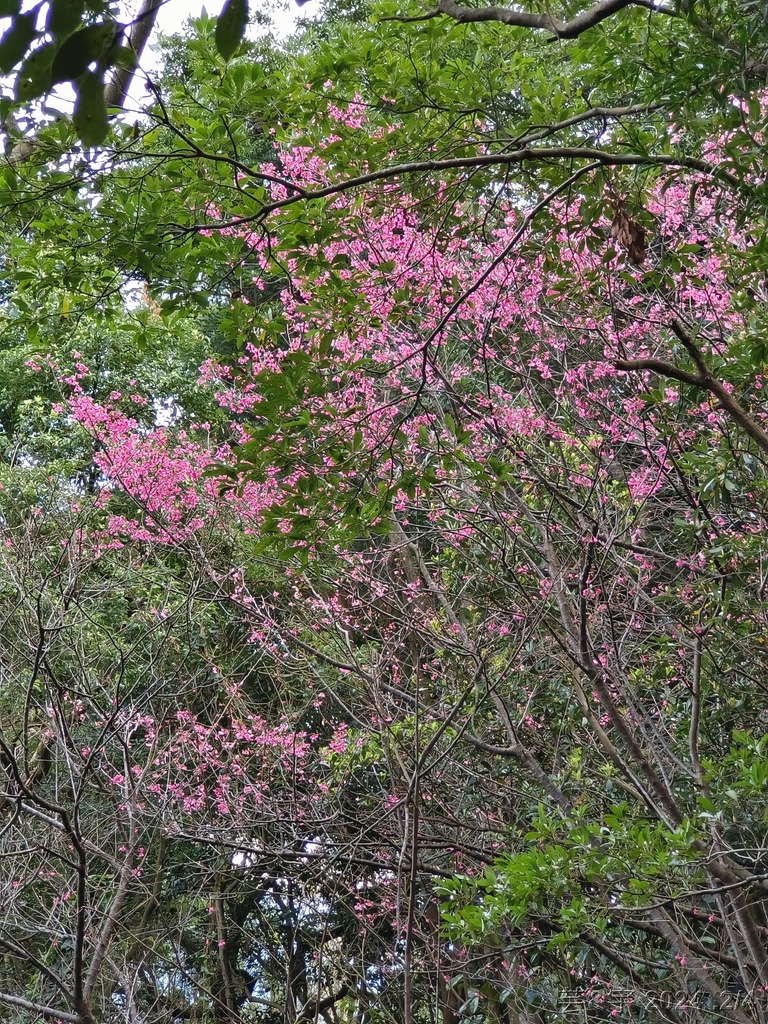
{"left": 15, "top": 43, "right": 57, "bottom": 102}
{"left": 51, "top": 20, "right": 116, "bottom": 84}
{"left": 0, "top": 13, "right": 37, "bottom": 74}
{"left": 103, "top": 43, "right": 137, "bottom": 75}
{"left": 215, "top": 0, "right": 248, "bottom": 62}
{"left": 73, "top": 69, "right": 108, "bottom": 146}
{"left": 47, "top": 0, "right": 87, "bottom": 40}
{"left": 0, "top": 0, "right": 21, "bottom": 14}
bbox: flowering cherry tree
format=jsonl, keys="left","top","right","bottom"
{"left": 0, "top": 92, "right": 760, "bottom": 1024}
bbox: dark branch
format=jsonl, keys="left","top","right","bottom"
{"left": 0, "top": 991, "right": 80, "bottom": 1023}
{"left": 296, "top": 984, "right": 351, "bottom": 1023}
{"left": 384, "top": 0, "right": 768, "bottom": 79}
{"left": 617, "top": 321, "right": 768, "bottom": 456}
{"left": 171, "top": 145, "right": 739, "bottom": 238}
{"left": 104, "top": 0, "right": 166, "bottom": 110}
{"left": 385, "top": 0, "right": 676, "bottom": 37}
{"left": 615, "top": 356, "right": 703, "bottom": 389}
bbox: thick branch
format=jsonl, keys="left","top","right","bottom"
{"left": 402, "top": 0, "right": 674, "bottom": 38}
{"left": 387, "top": 0, "right": 767, "bottom": 78}
{"left": 615, "top": 356, "right": 702, "bottom": 388}
{"left": 0, "top": 990, "right": 80, "bottom": 1023}
{"left": 616, "top": 321, "right": 768, "bottom": 456}
{"left": 174, "top": 146, "right": 739, "bottom": 235}
{"left": 296, "top": 984, "right": 351, "bottom": 1023}
{"left": 84, "top": 843, "right": 136, "bottom": 999}
{"left": 689, "top": 632, "right": 706, "bottom": 789}
{"left": 104, "top": 0, "right": 166, "bottom": 110}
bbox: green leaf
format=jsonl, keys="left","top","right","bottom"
{"left": 103, "top": 43, "right": 136, "bottom": 75}
{"left": 51, "top": 20, "right": 116, "bottom": 84}
{"left": 73, "top": 69, "right": 108, "bottom": 147}
{"left": 0, "top": 0, "right": 21, "bottom": 14}
{"left": 15, "top": 43, "right": 57, "bottom": 102}
{"left": 47, "top": 0, "right": 86, "bottom": 40}
{"left": 215, "top": 0, "right": 248, "bottom": 62}
{"left": 0, "top": 13, "right": 38, "bottom": 74}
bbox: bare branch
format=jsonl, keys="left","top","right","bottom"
{"left": 0, "top": 934, "right": 73, "bottom": 1002}
{"left": 651, "top": 907, "right": 754, "bottom": 1024}
{"left": 617, "top": 321, "right": 768, "bottom": 456}
{"left": 615, "top": 356, "right": 703, "bottom": 388}
{"left": 386, "top": 0, "right": 676, "bottom": 38}
{"left": 0, "top": 990, "right": 81, "bottom": 1023}
{"left": 83, "top": 843, "right": 136, "bottom": 999}
{"left": 688, "top": 632, "right": 706, "bottom": 789}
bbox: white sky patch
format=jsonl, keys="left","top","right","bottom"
{"left": 128, "top": 0, "right": 302, "bottom": 63}
{"left": 152, "top": 0, "right": 302, "bottom": 39}
{"left": 119, "top": 0, "right": 303, "bottom": 110}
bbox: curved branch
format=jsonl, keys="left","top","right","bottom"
{"left": 173, "top": 145, "right": 739, "bottom": 237}
{"left": 615, "top": 356, "right": 702, "bottom": 388}
{"left": 385, "top": 0, "right": 767, "bottom": 80}
{"left": 296, "top": 984, "right": 351, "bottom": 1023}
{"left": 388, "top": 0, "right": 676, "bottom": 37}
{"left": 616, "top": 320, "right": 768, "bottom": 456}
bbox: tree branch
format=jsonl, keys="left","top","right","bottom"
{"left": 0, "top": 934, "right": 74, "bottom": 1002}
{"left": 296, "top": 984, "right": 351, "bottom": 1023}
{"left": 616, "top": 321, "right": 768, "bottom": 456}
{"left": 104, "top": 0, "right": 166, "bottom": 111}
{"left": 385, "top": 0, "right": 677, "bottom": 37}
{"left": 615, "top": 356, "right": 703, "bottom": 389}
{"left": 384, "top": 0, "right": 768, "bottom": 79}
{"left": 688, "top": 632, "right": 706, "bottom": 789}
{"left": 0, "top": 990, "right": 80, "bottom": 1023}
{"left": 84, "top": 842, "right": 136, "bottom": 999}
{"left": 171, "top": 145, "right": 739, "bottom": 236}
{"left": 651, "top": 907, "right": 754, "bottom": 1024}
{"left": 2, "top": 0, "right": 164, "bottom": 162}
